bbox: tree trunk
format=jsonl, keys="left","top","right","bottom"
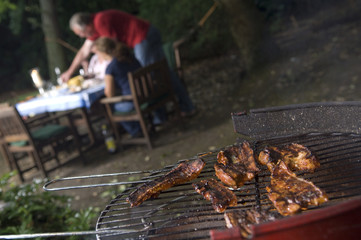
{"left": 216, "top": 0, "right": 267, "bottom": 71}
{"left": 39, "top": 0, "right": 66, "bottom": 83}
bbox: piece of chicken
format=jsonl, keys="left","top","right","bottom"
{"left": 127, "top": 158, "right": 206, "bottom": 207}
{"left": 259, "top": 143, "right": 320, "bottom": 172}
{"left": 215, "top": 142, "right": 259, "bottom": 188}
{"left": 266, "top": 160, "right": 328, "bottom": 216}
{"left": 224, "top": 209, "right": 279, "bottom": 238}
{"left": 193, "top": 178, "right": 238, "bottom": 213}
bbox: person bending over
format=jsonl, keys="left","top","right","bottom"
{"left": 61, "top": 9, "right": 195, "bottom": 117}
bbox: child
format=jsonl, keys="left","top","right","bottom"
{"left": 94, "top": 37, "right": 142, "bottom": 138}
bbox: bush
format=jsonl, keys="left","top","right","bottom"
{"left": 0, "top": 172, "right": 98, "bottom": 240}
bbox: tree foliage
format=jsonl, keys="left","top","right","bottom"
{"left": 0, "top": 0, "right": 139, "bottom": 93}
{"left": 0, "top": 0, "right": 335, "bottom": 94}
{"left": 0, "top": 0, "right": 16, "bottom": 22}
{"left": 138, "top": 0, "right": 234, "bottom": 60}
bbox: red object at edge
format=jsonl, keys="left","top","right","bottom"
{"left": 210, "top": 197, "right": 361, "bottom": 240}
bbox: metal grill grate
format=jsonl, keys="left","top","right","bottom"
{"left": 95, "top": 132, "right": 361, "bottom": 240}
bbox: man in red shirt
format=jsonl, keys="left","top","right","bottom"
{"left": 62, "top": 9, "right": 195, "bottom": 117}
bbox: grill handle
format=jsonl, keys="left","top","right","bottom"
{"left": 43, "top": 158, "right": 204, "bottom": 192}
{"left": 43, "top": 171, "right": 159, "bottom": 191}
{"left": 0, "top": 229, "right": 138, "bottom": 239}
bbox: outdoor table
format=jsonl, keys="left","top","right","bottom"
{"left": 16, "top": 81, "right": 105, "bottom": 147}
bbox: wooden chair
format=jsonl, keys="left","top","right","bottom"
{"left": 0, "top": 106, "right": 84, "bottom": 182}
{"left": 0, "top": 107, "right": 56, "bottom": 173}
{"left": 100, "top": 59, "right": 183, "bottom": 150}
{"left": 0, "top": 102, "right": 13, "bottom": 171}
{"left": 0, "top": 129, "right": 13, "bottom": 171}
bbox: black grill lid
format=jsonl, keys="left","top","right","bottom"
{"left": 232, "top": 101, "right": 361, "bottom": 140}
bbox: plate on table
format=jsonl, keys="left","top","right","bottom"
{"left": 82, "top": 78, "right": 103, "bottom": 88}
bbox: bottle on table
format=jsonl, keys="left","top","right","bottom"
{"left": 55, "top": 67, "right": 63, "bottom": 85}
{"left": 102, "top": 124, "right": 117, "bottom": 153}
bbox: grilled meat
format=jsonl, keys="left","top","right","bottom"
{"left": 215, "top": 142, "right": 259, "bottom": 188}
{"left": 193, "top": 178, "right": 237, "bottom": 213}
{"left": 224, "top": 209, "right": 279, "bottom": 238}
{"left": 258, "top": 148, "right": 274, "bottom": 172}
{"left": 259, "top": 143, "right": 320, "bottom": 172}
{"left": 217, "top": 146, "right": 238, "bottom": 165}
{"left": 266, "top": 160, "right": 328, "bottom": 216}
{"left": 214, "top": 163, "right": 247, "bottom": 188}
{"left": 127, "top": 158, "right": 206, "bottom": 207}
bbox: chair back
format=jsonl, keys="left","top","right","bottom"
{"left": 0, "top": 105, "right": 84, "bottom": 182}
{"left": 101, "top": 58, "right": 182, "bottom": 149}
{"left": 127, "top": 58, "right": 174, "bottom": 111}
{"left": 0, "top": 106, "right": 32, "bottom": 144}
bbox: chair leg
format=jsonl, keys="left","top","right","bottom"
{"left": 8, "top": 152, "right": 25, "bottom": 183}
{"left": 146, "top": 114, "right": 155, "bottom": 134}
{"left": 68, "top": 120, "right": 87, "bottom": 165}
{"left": 1, "top": 144, "right": 14, "bottom": 171}
{"left": 31, "top": 151, "right": 48, "bottom": 179}
{"left": 79, "top": 108, "right": 96, "bottom": 146}
{"left": 110, "top": 121, "right": 121, "bottom": 142}
{"left": 49, "top": 143, "right": 61, "bottom": 165}
{"left": 139, "top": 116, "right": 152, "bottom": 150}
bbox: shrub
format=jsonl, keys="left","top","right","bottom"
{"left": 0, "top": 172, "right": 98, "bottom": 240}
{"left": 138, "top": 0, "right": 235, "bottom": 60}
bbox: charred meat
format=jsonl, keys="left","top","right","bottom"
{"left": 258, "top": 148, "right": 274, "bottom": 172}
{"left": 224, "top": 209, "right": 279, "bottom": 238}
{"left": 215, "top": 142, "right": 259, "bottom": 188}
{"left": 214, "top": 163, "right": 252, "bottom": 189}
{"left": 259, "top": 143, "right": 320, "bottom": 172}
{"left": 193, "top": 178, "right": 237, "bottom": 213}
{"left": 127, "top": 158, "right": 206, "bottom": 207}
{"left": 266, "top": 160, "right": 328, "bottom": 216}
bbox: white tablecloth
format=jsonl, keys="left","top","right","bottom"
{"left": 16, "top": 83, "right": 105, "bottom": 117}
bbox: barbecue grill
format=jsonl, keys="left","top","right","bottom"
{"left": 1, "top": 101, "right": 361, "bottom": 240}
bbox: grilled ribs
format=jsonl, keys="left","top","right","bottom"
{"left": 126, "top": 158, "right": 206, "bottom": 207}
{"left": 258, "top": 143, "right": 320, "bottom": 172}
{"left": 214, "top": 142, "right": 259, "bottom": 188}
{"left": 266, "top": 160, "right": 328, "bottom": 216}
{"left": 224, "top": 209, "right": 279, "bottom": 238}
{"left": 193, "top": 178, "right": 237, "bottom": 213}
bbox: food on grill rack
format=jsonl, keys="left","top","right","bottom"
{"left": 214, "top": 163, "right": 248, "bottom": 189}
{"left": 214, "top": 142, "right": 259, "bottom": 188}
{"left": 193, "top": 178, "right": 237, "bottom": 213}
{"left": 127, "top": 158, "right": 206, "bottom": 207}
{"left": 267, "top": 160, "right": 328, "bottom": 216}
{"left": 224, "top": 209, "right": 279, "bottom": 238}
{"left": 258, "top": 143, "right": 320, "bottom": 172}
